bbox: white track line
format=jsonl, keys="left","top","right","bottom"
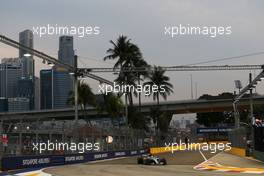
{"left": 88, "top": 157, "right": 129, "bottom": 163}
{"left": 17, "top": 156, "right": 133, "bottom": 176}
{"left": 194, "top": 151, "right": 223, "bottom": 170}
{"left": 199, "top": 150, "right": 207, "bottom": 161}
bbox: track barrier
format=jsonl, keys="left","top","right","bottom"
{"left": 1, "top": 149, "right": 147, "bottom": 171}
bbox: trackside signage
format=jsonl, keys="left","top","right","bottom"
{"left": 94, "top": 153, "right": 108, "bottom": 159}
{"left": 197, "top": 127, "right": 233, "bottom": 134}
{"left": 23, "top": 158, "right": 50, "bottom": 166}
{"left": 65, "top": 155, "right": 84, "bottom": 162}
{"left": 1, "top": 149, "right": 148, "bottom": 171}
{"left": 130, "top": 150, "right": 138, "bottom": 155}
{"left": 115, "top": 152, "right": 126, "bottom": 156}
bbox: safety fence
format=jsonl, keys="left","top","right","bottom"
{"left": 1, "top": 121, "right": 146, "bottom": 156}
{"left": 253, "top": 127, "right": 264, "bottom": 162}
{"left": 228, "top": 127, "right": 248, "bottom": 149}
{"left": 254, "top": 126, "right": 264, "bottom": 152}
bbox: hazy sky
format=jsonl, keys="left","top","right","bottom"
{"left": 1, "top": 0, "right": 264, "bottom": 102}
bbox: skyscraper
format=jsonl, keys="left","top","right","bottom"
{"left": 58, "top": 36, "right": 74, "bottom": 67}
{"left": 40, "top": 69, "right": 53, "bottom": 109}
{"left": 8, "top": 97, "right": 30, "bottom": 112}
{"left": 17, "top": 79, "right": 34, "bottom": 109}
{"left": 0, "top": 98, "right": 8, "bottom": 112}
{"left": 19, "top": 30, "right": 34, "bottom": 79}
{"left": 0, "top": 58, "right": 22, "bottom": 98}
{"left": 34, "top": 77, "right": 40, "bottom": 110}
{"left": 40, "top": 36, "right": 74, "bottom": 110}
{"left": 53, "top": 36, "right": 74, "bottom": 109}
{"left": 19, "top": 30, "right": 35, "bottom": 110}
{"left": 40, "top": 69, "right": 74, "bottom": 109}
{"left": 53, "top": 71, "right": 73, "bottom": 108}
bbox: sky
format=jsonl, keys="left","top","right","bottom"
{"left": 1, "top": 0, "right": 264, "bottom": 102}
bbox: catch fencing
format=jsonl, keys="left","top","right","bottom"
{"left": 0, "top": 121, "right": 146, "bottom": 156}
{"left": 228, "top": 127, "right": 248, "bottom": 148}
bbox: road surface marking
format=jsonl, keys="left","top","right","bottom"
{"left": 199, "top": 150, "right": 207, "bottom": 161}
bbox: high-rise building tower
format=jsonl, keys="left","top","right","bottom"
{"left": 8, "top": 97, "right": 30, "bottom": 112}
{"left": 53, "top": 70, "right": 73, "bottom": 108}
{"left": 40, "top": 69, "right": 53, "bottom": 109}
{"left": 58, "top": 36, "right": 74, "bottom": 66}
{"left": 0, "top": 58, "right": 22, "bottom": 98}
{"left": 17, "top": 78, "right": 34, "bottom": 109}
{"left": 0, "top": 98, "right": 8, "bottom": 112}
{"left": 40, "top": 36, "right": 74, "bottom": 110}
{"left": 53, "top": 36, "right": 74, "bottom": 109}
{"left": 18, "top": 30, "right": 35, "bottom": 109}
{"left": 34, "top": 77, "right": 40, "bottom": 110}
{"left": 19, "top": 30, "right": 34, "bottom": 79}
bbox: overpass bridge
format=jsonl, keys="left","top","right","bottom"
{"left": 1, "top": 96, "right": 264, "bottom": 122}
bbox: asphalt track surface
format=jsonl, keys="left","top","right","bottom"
{"left": 45, "top": 151, "right": 259, "bottom": 176}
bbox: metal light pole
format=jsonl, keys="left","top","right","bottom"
{"left": 190, "top": 74, "right": 193, "bottom": 99}
{"left": 125, "top": 94, "right": 128, "bottom": 126}
{"left": 138, "top": 73, "right": 141, "bottom": 112}
{"left": 249, "top": 73, "right": 253, "bottom": 120}
{"left": 249, "top": 73, "right": 254, "bottom": 150}
{"left": 74, "top": 55, "right": 78, "bottom": 125}
{"left": 195, "top": 82, "right": 198, "bottom": 99}
{"left": 233, "top": 102, "right": 240, "bottom": 128}
{"left": 233, "top": 71, "right": 264, "bottom": 129}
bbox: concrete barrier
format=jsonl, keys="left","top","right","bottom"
{"left": 1, "top": 149, "right": 147, "bottom": 171}
{"left": 228, "top": 147, "right": 246, "bottom": 157}
{"left": 150, "top": 144, "right": 199, "bottom": 154}
{"left": 253, "top": 150, "right": 264, "bottom": 162}
{"left": 150, "top": 141, "right": 229, "bottom": 154}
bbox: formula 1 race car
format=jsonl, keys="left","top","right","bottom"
{"left": 137, "top": 154, "right": 167, "bottom": 165}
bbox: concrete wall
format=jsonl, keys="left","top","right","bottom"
{"left": 228, "top": 147, "right": 246, "bottom": 157}
{"left": 253, "top": 150, "right": 264, "bottom": 162}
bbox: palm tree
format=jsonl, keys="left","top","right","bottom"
{"left": 104, "top": 35, "right": 142, "bottom": 70}
{"left": 68, "top": 80, "right": 96, "bottom": 125}
{"left": 103, "top": 35, "right": 145, "bottom": 106}
{"left": 144, "top": 66, "right": 173, "bottom": 132}
{"left": 144, "top": 66, "right": 173, "bottom": 105}
{"left": 133, "top": 59, "right": 149, "bottom": 111}
{"left": 97, "top": 93, "right": 124, "bottom": 127}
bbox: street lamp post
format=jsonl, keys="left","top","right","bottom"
{"left": 74, "top": 55, "right": 78, "bottom": 126}
{"left": 72, "top": 55, "right": 79, "bottom": 143}
{"left": 233, "top": 71, "right": 264, "bottom": 128}
{"left": 249, "top": 73, "right": 254, "bottom": 150}
{"left": 190, "top": 74, "right": 193, "bottom": 99}
{"left": 233, "top": 102, "right": 240, "bottom": 128}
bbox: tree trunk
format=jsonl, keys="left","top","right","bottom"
{"left": 83, "top": 104, "right": 92, "bottom": 126}
{"left": 156, "top": 94, "right": 160, "bottom": 134}
{"left": 128, "top": 92, "right": 133, "bottom": 106}
{"left": 157, "top": 94, "right": 160, "bottom": 106}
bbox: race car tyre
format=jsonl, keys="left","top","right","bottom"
{"left": 145, "top": 159, "right": 155, "bottom": 165}
{"left": 160, "top": 158, "right": 167, "bottom": 165}
{"left": 137, "top": 157, "right": 143, "bottom": 164}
